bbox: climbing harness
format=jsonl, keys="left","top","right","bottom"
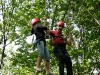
{"left": 32, "top": 38, "right": 44, "bottom": 51}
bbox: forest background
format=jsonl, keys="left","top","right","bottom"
{"left": 0, "top": 0, "right": 100, "bottom": 75}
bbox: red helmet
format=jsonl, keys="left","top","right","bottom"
{"left": 56, "top": 21, "right": 64, "bottom": 27}
{"left": 31, "top": 18, "right": 40, "bottom": 26}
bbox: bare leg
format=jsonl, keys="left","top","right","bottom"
{"left": 36, "top": 56, "right": 42, "bottom": 70}
{"left": 44, "top": 60, "right": 50, "bottom": 74}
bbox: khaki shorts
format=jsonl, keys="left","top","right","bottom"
{"left": 37, "top": 41, "right": 50, "bottom": 60}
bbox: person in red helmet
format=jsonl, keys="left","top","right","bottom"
{"left": 31, "top": 18, "right": 52, "bottom": 75}
{"left": 47, "top": 21, "right": 73, "bottom": 75}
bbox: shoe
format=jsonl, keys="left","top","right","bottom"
{"left": 46, "top": 72, "right": 53, "bottom": 75}
{"left": 35, "top": 68, "right": 42, "bottom": 74}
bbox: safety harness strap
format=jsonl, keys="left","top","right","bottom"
{"left": 33, "top": 38, "right": 45, "bottom": 51}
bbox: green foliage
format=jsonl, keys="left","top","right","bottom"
{"left": 0, "top": 0, "right": 100, "bottom": 75}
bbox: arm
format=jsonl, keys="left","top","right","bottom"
{"left": 46, "top": 29, "right": 54, "bottom": 37}
{"left": 37, "top": 25, "right": 48, "bottom": 30}
{"left": 41, "top": 26, "right": 48, "bottom": 30}
{"left": 66, "top": 31, "right": 72, "bottom": 46}
{"left": 43, "top": 16, "right": 54, "bottom": 36}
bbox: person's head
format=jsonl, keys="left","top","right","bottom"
{"left": 31, "top": 18, "right": 41, "bottom": 28}
{"left": 56, "top": 21, "right": 64, "bottom": 31}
